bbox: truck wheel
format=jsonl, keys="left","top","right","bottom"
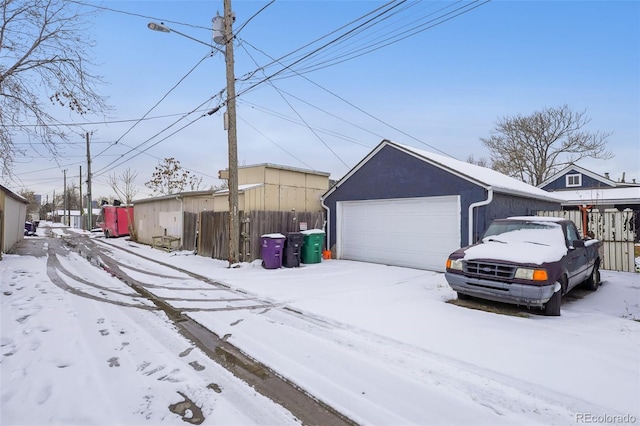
{"left": 457, "top": 292, "right": 470, "bottom": 301}
{"left": 584, "top": 263, "right": 600, "bottom": 291}
{"left": 544, "top": 283, "right": 563, "bottom": 316}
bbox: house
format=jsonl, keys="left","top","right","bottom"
{"left": 537, "top": 163, "right": 640, "bottom": 243}
{"left": 537, "top": 163, "right": 640, "bottom": 210}
{"left": 51, "top": 209, "right": 102, "bottom": 230}
{"left": 0, "top": 184, "right": 29, "bottom": 258}
{"left": 134, "top": 163, "right": 330, "bottom": 258}
{"left": 321, "top": 139, "right": 563, "bottom": 272}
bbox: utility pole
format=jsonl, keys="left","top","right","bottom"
{"left": 79, "top": 166, "right": 83, "bottom": 230}
{"left": 63, "top": 169, "right": 68, "bottom": 226}
{"left": 221, "top": 0, "right": 239, "bottom": 266}
{"left": 86, "top": 132, "right": 93, "bottom": 230}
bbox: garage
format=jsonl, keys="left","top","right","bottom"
{"left": 322, "top": 140, "right": 563, "bottom": 272}
{"left": 337, "top": 196, "right": 461, "bottom": 271}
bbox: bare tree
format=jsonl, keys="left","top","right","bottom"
{"left": 465, "top": 155, "right": 489, "bottom": 168}
{"left": 108, "top": 168, "right": 140, "bottom": 205}
{"left": 18, "top": 188, "right": 39, "bottom": 218}
{"left": 145, "top": 157, "right": 201, "bottom": 195}
{"left": 0, "top": 0, "right": 108, "bottom": 176}
{"left": 480, "top": 105, "right": 612, "bottom": 186}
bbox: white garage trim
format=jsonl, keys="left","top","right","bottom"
{"left": 336, "top": 196, "right": 461, "bottom": 272}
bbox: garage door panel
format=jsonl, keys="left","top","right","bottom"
{"left": 337, "top": 196, "right": 460, "bottom": 272}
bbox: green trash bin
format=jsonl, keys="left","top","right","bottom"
{"left": 301, "top": 229, "right": 325, "bottom": 264}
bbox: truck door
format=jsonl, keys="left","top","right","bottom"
{"left": 566, "top": 223, "right": 588, "bottom": 287}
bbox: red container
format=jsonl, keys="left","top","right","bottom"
{"left": 100, "top": 205, "right": 133, "bottom": 238}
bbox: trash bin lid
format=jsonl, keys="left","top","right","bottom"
{"left": 300, "top": 229, "right": 325, "bottom": 235}
{"left": 261, "top": 233, "right": 286, "bottom": 239}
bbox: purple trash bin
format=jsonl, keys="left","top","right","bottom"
{"left": 261, "top": 233, "right": 286, "bottom": 269}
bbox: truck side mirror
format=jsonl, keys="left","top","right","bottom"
{"left": 571, "top": 240, "right": 585, "bottom": 249}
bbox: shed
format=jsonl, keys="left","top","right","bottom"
{"left": 0, "top": 184, "right": 29, "bottom": 258}
{"left": 321, "top": 140, "right": 562, "bottom": 272}
{"left": 134, "top": 164, "right": 330, "bottom": 256}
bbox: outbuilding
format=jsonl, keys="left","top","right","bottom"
{"left": 321, "top": 140, "right": 562, "bottom": 272}
{"left": 0, "top": 184, "right": 29, "bottom": 258}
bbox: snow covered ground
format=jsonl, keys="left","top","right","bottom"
{"left": 2, "top": 223, "right": 639, "bottom": 425}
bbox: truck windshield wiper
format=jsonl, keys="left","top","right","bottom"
{"left": 523, "top": 240, "right": 549, "bottom": 246}
{"left": 485, "top": 238, "right": 506, "bottom": 244}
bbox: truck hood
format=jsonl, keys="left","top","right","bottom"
{"left": 462, "top": 240, "right": 568, "bottom": 265}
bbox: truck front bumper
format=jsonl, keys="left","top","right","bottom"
{"left": 445, "top": 272, "right": 556, "bottom": 308}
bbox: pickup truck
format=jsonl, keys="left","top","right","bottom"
{"left": 445, "top": 216, "right": 604, "bottom": 316}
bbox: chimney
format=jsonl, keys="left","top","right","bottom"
{"left": 621, "top": 172, "right": 626, "bottom": 183}
{"left": 604, "top": 172, "right": 610, "bottom": 179}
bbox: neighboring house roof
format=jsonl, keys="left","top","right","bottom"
{"left": 230, "top": 163, "right": 330, "bottom": 177}
{"left": 214, "top": 183, "right": 264, "bottom": 194}
{"left": 551, "top": 187, "right": 640, "bottom": 206}
{"left": 537, "top": 163, "right": 633, "bottom": 189}
{"left": 133, "top": 185, "right": 265, "bottom": 204}
{"left": 0, "top": 184, "right": 29, "bottom": 204}
{"left": 325, "top": 140, "right": 562, "bottom": 202}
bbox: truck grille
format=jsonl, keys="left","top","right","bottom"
{"left": 465, "top": 261, "right": 516, "bottom": 279}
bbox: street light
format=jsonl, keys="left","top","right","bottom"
{"left": 148, "top": 0, "right": 240, "bottom": 267}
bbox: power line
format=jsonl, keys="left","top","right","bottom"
{"left": 234, "top": 0, "right": 276, "bottom": 38}
{"left": 92, "top": 53, "right": 214, "bottom": 161}
{"left": 240, "top": 43, "right": 349, "bottom": 168}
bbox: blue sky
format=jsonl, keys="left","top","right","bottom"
{"left": 9, "top": 0, "right": 640, "bottom": 199}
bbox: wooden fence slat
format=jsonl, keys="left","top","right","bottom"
{"left": 537, "top": 210, "right": 637, "bottom": 272}
{"left": 197, "top": 210, "right": 325, "bottom": 262}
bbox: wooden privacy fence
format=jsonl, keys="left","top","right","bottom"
{"left": 196, "top": 210, "right": 325, "bottom": 262}
{"left": 536, "top": 210, "right": 637, "bottom": 272}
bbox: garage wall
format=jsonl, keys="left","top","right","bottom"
{"left": 1, "top": 191, "right": 27, "bottom": 255}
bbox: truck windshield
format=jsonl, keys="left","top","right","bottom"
{"left": 483, "top": 221, "right": 555, "bottom": 239}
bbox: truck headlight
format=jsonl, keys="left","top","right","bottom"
{"left": 446, "top": 258, "right": 464, "bottom": 271}
{"left": 515, "top": 268, "right": 548, "bottom": 281}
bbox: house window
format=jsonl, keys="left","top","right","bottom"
{"left": 566, "top": 173, "right": 582, "bottom": 187}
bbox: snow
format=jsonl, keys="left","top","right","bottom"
{"left": 300, "top": 229, "right": 325, "bottom": 235}
{"left": 260, "top": 233, "right": 286, "bottom": 239}
{"left": 393, "top": 141, "right": 564, "bottom": 202}
{"left": 465, "top": 226, "right": 568, "bottom": 264}
{"left": 551, "top": 186, "right": 640, "bottom": 204}
{"left": 2, "top": 223, "right": 639, "bottom": 425}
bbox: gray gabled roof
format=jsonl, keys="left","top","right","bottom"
{"left": 537, "top": 163, "right": 619, "bottom": 189}
{"left": 325, "top": 140, "right": 562, "bottom": 203}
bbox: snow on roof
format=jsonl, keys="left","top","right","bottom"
{"left": 550, "top": 187, "right": 640, "bottom": 205}
{"left": 537, "top": 163, "right": 619, "bottom": 188}
{"left": 390, "top": 141, "right": 563, "bottom": 202}
{"left": 214, "top": 183, "right": 264, "bottom": 194}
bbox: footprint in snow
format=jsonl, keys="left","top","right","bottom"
{"left": 36, "top": 385, "right": 52, "bottom": 404}
{"left": 188, "top": 361, "right": 205, "bottom": 371}
{"left": 179, "top": 347, "right": 194, "bottom": 358}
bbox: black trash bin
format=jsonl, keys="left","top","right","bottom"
{"left": 283, "top": 232, "right": 304, "bottom": 268}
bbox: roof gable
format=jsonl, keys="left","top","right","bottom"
{"left": 325, "top": 140, "right": 561, "bottom": 202}
{"left": 537, "top": 164, "right": 618, "bottom": 189}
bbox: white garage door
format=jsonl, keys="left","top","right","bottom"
{"left": 337, "top": 196, "right": 461, "bottom": 272}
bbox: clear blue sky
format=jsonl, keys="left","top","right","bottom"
{"left": 8, "top": 0, "right": 640, "bottom": 200}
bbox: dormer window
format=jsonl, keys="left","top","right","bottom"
{"left": 566, "top": 173, "right": 582, "bottom": 187}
